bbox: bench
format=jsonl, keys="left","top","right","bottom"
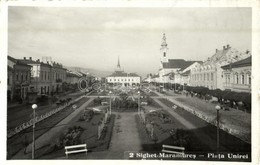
{"left": 162, "top": 144, "right": 185, "bottom": 155}
{"left": 65, "top": 144, "right": 88, "bottom": 158}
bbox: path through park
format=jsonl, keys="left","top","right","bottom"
{"left": 108, "top": 112, "right": 142, "bottom": 158}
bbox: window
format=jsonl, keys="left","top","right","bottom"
{"left": 21, "top": 73, "right": 23, "bottom": 81}
{"left": 16, "top": 73, "right": 19, "bottom": 81}
{"left": 248, "top": 76, "right": 251, "bottom": 85}
{"left": 164, "top": 52, "right": 166, "bottom": 57}
{"left": 235, "top": 74, "right": 239, "bottom": 84}
{"left": 211, "top": 73, "right": 213, "bottom": 81}
{"left": 228, "top": 75, "right": 230, "bottom": 83}
{"left": 241, "top": 74, "right": 245, "bottom": 84}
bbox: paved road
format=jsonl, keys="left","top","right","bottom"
{"left": 7, "top": 91, "right": 85, "bottom": 129}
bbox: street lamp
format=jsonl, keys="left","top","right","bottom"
{"left": 215, "top": 105, "right": 221, "bottom": 153}
{"left": 109, "top": 91, "right": 112, "bottom": 115}
{"left": 137, "top": 91, "right": 140, "bottom": 116}
{"left": 31, "top": 104, "right": 37, "bottom": 159}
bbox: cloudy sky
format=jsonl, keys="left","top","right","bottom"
{"left": 8, "top": 7, "right": 251, "bottom": 76}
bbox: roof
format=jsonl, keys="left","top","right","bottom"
{"left": 18, "top": 59, "right": 52, "bottom": 67}
{"left": 181, "top": 70, "right": 191, "bottom": 76}
{"left": 163, "top": 72, "right": 175, "bottom": 77}
{"left": 107, "top": 71, "right": 140, "bottom": 77}
{"left": 66, "top": 72, "right": 80, "bottom": 78}
{"left": 8, "top": 65, "right": 14, "bottom": 71}
{"left": 151, "top": 74, "right": 159, "bottom": 78}
{"left": 8, "top": 56, "right": 32, "bottom": 67}
{"left": 162, "top": 59, "right": 200, "bottom": 70}
{"left": 221, "top": 56, "right": 252, "bottom": 69}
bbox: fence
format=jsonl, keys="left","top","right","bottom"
{"left": 7, "top": 95, "right": 85, "bottom": 138}
{"left": 168, "top": 98, "right": 250, "bottom": 144}
{"left": 97, "top": 112, "right": 109, "bottom": 139}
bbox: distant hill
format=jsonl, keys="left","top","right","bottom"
{"left": 65, "top": 66, "right": 112, "bottom": 77}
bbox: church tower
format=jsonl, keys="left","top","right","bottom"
{"left": 116, "top": 56, "right": 121, "bottom": 71}
{"left": 160, "top": 33, "right": 169, "bottom": 68}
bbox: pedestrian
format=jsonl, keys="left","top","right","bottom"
{"left": 23, "top": 135, "right": 28, "bottom": 154}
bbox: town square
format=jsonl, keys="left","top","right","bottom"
{"left": 3, "top": 4, "right": 256, "bottom": 162}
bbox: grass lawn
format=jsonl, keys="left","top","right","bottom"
{"left": 39, "top": 111, "right": 115, "bottom": 159}
{"left": 148, "top": 91, "right": 159, "bottom": 97}
{"left": 157, "top": 98, "right": 251, "bottom": 153}
{"left": 7, "top": 97, "right": 89, "bottom": 159}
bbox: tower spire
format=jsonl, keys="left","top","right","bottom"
{"left": 117, "top": 56, "right": 121, "bottom": 71}
{"left": 161, "top": 33, "right": 167, "bottom": 47}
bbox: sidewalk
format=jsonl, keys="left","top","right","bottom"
{"left": 153, "top": 90, "right": 251, "bottom": 144}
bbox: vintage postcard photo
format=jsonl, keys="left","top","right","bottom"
{"left": 1, "top": 1, "right": 259, "bottom": 164}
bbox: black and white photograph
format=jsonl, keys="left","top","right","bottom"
{"left": 1, "top": 0, "right": 260, "bottom": 164}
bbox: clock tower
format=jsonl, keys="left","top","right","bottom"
{"left": 160, "top": 33, "right": 169, "bottom": 68}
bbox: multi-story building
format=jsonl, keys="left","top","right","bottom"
{"left": 20, "top": 57, "right": 52, "bottom": 95}
{"left": 106, "top": 57, "right": 141, "bottom": 86}
{"left": 19, "top": 57, "right": 67, "bottom": 95}
{"left": 66, "top": 70, "right": 81, "bottom": 84}
{"left": 190, "top": 45, "right": 251, "bottom": 90}
{"left": 221, "top": 56, "right": 251, "bottom": 93}
{"left": 8, "top": 56, "right": 32, "bottom": 102}
{"left": 52, "top": 62, "right": 67, "bottom": 94}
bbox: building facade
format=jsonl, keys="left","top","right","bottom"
{"left": 106, "top": 57, "right": 141, "bottom": 86}
{"left": 221, "top": 56, "right": 251, "bottom": 93}
{"left": 19, "top": 57, "right": 67, "bottom": 95}
{"left": 52, "top": 62, "right": 67, "bottom": 94}
{"left": 190, "top": 45, "right": 251, "bottom": 90}
{"left": 66, "top": 71, "right": 81, "bottom": 84}
{"left": 8, "top": 56, "right": 32, "bottom": 102}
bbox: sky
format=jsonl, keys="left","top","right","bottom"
{"left": 8, "top": 7, "right": 251, "bottom": 77}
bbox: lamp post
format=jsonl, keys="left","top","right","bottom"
{"left": 137, "top": 91, "right": 140, "bottom": 116}
{"left": 215, "top": 105, "right": 221, "bottom": 153}
{"left": 109, "top": 91, "right": 112, "bottom": 115}
{"left": 31, "top": 104, "right": 37, "bottom": 159}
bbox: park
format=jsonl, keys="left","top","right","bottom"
{"left": 7, "top": 83, "right": 251, "bottom": 161}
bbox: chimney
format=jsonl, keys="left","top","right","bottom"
{"left": 23, "top": 57, "right": 26, "bottom": 60}
{"left": 29, "top": 57, "right": 32, "bottom": 60}
{"left": 216, "top": 49, "right": 218, "bottom": 53}
{"left": 223, "top": 46, "right": 226, "bottom": 50}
